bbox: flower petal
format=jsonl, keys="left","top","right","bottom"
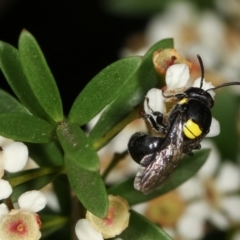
{"left": 0, "top": 204, "right": 9, "bottom": 218}
{"left": 220, "top": 196, "right": 240, "bottom": 222}
{"left": 144, "top": 88, "right": 165, "bottom": 115}
{"left": 18, "top": 191, "right": 47, "bottom": 212}
{"left": 184, "top": 201, "right": 209, "bottom": 220}
{"left": 209, "top": 209, "right": 229, "bottom": 230}
{"left": 177, "top": 213, "right": 205, "bottom": 240}
{"left": 2, "top": 142, "right": 28, "bottom": 173}
{"left": 75, "top": 219, "right": 103, "bottom": 240}
{"left": 215, "top": 162, "right": 240, "bottom": 194}
{"left": 166, "top": 64, "right": 190, "bottom": 90}
{"left": 206, "top": 117, "right": 220, "bottom": 137}
{"left": 197, "top": 139, "right": 220, "bottom": 179}
{"left": 177, "top": 177, "right": 204, "bottom": 201}
{"left": 0, "top": 179, "right": 12, "bottom": 200}
{"left": 192, "top": 77, "right": 216, "bottom": 98}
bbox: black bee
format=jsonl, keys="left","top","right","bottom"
{"left": 128, "top": 55, "right": 240, "bottom": 194}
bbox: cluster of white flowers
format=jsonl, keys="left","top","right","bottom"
{"left": 0, "top": 190, "right": 47, "bottom": 240}
{"left": 0, "top": 136, "right": 29, "bottom": 200}
{"left": 0, "top": 136, "right": 47, "bottom": 239}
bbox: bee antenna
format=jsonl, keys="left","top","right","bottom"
{"left": 197, "top": 54, "right": 204, "bottom": 89}
{"left": 206, "top": 82, "right": 240, "bottom": 92}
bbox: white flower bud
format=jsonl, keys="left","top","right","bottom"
{"left": 18, "top": 191, "right": 47, "bottom": 213}
{"left": 2, "top": 142, "right": 28, "bottom": 173}
{"left": 75, "top": 219, "right": 103, "bottom": 240}
{"left": 0, "top": 179, "right": 12, "bottom": 200}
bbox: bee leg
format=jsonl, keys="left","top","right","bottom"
{"left": 143, "top": 98, "right": 168, "bottom": 134}
{"left": 194, "top": 144, "right": 201, "bottom": 150}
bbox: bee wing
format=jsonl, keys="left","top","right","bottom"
{"left": 134, "top": 144, "right": 185, "bottom": 194}
{"left": 134, "top": 113, "right": 185, "bottom": 195}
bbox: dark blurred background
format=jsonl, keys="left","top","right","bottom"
{"left": 0, "top": 0, "right": 148, "bottom": 114}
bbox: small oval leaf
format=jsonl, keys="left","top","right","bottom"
{"left": 0, "top": 89, "right": 27, "bottom": 114}
{"left": 108, "top": 149, "right": 210, "bottom": 205}
{"left": 0, "top": 41, "right": 52, "bottom": 121}
{"left": 0, "top": 113, "right": 55, "bottom": 143}
{"left": 69, "top": 56, "right": 142, "bottom": 125}
{"left": 65, "top": 156, "right": 108, "bottom": 218}
{"left": 18, "top": 30, "right": 63, "bottom": 122}
{"left": 57, "top": 122, "right": 100, "bottom": 171}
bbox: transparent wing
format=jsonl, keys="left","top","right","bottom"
{"left": 134, "top": 144, "right": 185, "bottom": 194}
{"left": 134, "top": 113, "right": 185, "bottom": 194}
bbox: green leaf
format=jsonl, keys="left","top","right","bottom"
{"left": 5, "top": 167, "right": 62, "bottom": 202}
{"left": 108, "top": 149, "right": 210, "bottom": 205}
{"left": 65, "top": 156, "right": 108, "bottom": 218}
{"left": 0, "top": 41, "right": 53, "bottom": 121}
{"left": 0, "top": 113, "right": 55, "bottom": 143}
{"left": 119, "top": 210, "right": 172, "bottom": 240}
{"left": 90, "top": 39, "right": 173, "bottom": 146}
{"left": 0, "top": 89, "right": 27, "bottom": 114}
{"left": 69, "top": 56, "right": 142, "bottom": 125}
{"left": 57, "top": 122, "right": 99, "bottom": 171}
{"left": 212, "top": 90, "right": 239, "bottom": 161}
{"left": 18, "top": 30, "right": 63, "bottom": 122}
{"left": 41, "top": 215, "right": 69, "bottom": 238}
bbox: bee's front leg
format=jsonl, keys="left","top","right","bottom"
{"left": 143, "top": 97, "right": 168, "bottom": 134}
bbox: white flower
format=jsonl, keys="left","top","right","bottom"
{"left": 144, "top": 88, "right": 165, "bottom": 116}
{"left": 165, "top": 64, "right": 190, "bottom": 90}
{"left": 134, "top": 140, "right": 240, "bottom": 240}
{"left": 18, "top": 190, "right": 47, "bottom": 213}
{"left": 165, "top": 63, "right": 215, "bottom": 96}
{"left": 0, "top": 209, "right": 41, "bottom": 240}
{"left": 86, "top": 195, "right": 130, "bottom": 239}
{"left": 76, "top": 195, "right": 130, "bottom": 240}
{"left": 0, "top": 191, "right": 46, "bottom": 240}
{"left": 0, "top": 136, "right": 28, "bottom": 174}
{"left": 0, "top": 137, "right": 29, "bottom": 200}
{"left": 176, "top": 141, "right": 240, "bottom": 238}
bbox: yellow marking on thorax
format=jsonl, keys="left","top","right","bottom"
{"left": 183, "top": 119, "right": 202, "bottom": 139}
{"left": 179, "top": 98, "right": 188, "bottom": 104}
